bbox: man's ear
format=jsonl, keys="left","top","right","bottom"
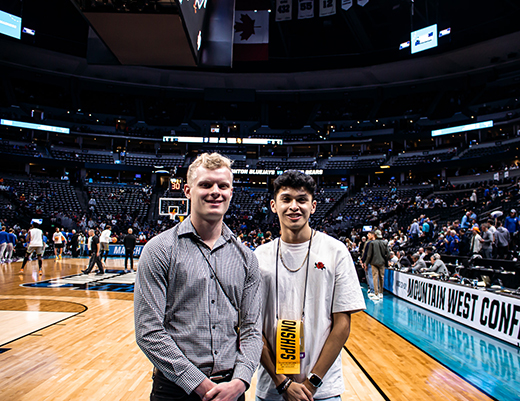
{"left": 270, "top": 199, "right": 277, "bottom": 214}
{"left": 310, "top": 199, "right": 317, "bottom": 215}
{"left": 184, "top": 184, "right": 191, "bottom": 199}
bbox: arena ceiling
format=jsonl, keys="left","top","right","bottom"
{"left": 2, "top": 0, "right": 520, "bottom": 69}
{"left": 1, "top": 0, "right": 520, "bottom": 93}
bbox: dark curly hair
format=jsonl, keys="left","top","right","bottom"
{"left": 273, "top": 170, "right": 316, "bottom": 200}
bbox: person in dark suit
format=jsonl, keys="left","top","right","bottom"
{"left": 70, "top": 229, "right": 80, "bottom": 258}
{"left": 82, "top": 229, "right": 104, "bottom": 275}
{"left": 123, "top": 228, "right": 137, "bottom": 272}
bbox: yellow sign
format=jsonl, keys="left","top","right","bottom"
{"left": 276, "top": 319, "right": 301, "bottom": 374}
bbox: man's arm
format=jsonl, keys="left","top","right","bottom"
{"left": 301, "top": 312, "right": 352, "bottom": 396}
{"left": 364, "top": 241, "right": 373, "bottom": 266}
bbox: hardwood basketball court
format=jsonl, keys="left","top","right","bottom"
{"left": 0, "top": 258, "right": 493, "bottom": 400}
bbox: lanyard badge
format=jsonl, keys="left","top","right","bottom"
{"left": 274, "top": 231, "right": 314, "bottom": 374}
{"left": 276, "top": 319, "right": 302, "bottom": 374}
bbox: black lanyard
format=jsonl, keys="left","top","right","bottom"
{"left": 275, "top": 230, "right": 314, "bottom": 321}
{"left": 195, "top": 241, "right": 240, "bottom": 316}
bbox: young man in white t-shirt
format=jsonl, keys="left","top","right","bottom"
{"left": 99, "top": 225, "right": 111, "bottom": 264}
{"left": 254, "top": 170, "right": 365, "bottom": 401}
{"left": 52, "top": 227, "right": 66, "bottom": 261}
{"left": 20, "top": 223, "right": 45, "bottom": 275}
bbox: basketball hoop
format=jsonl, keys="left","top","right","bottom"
{"left": 159, "top": 198, "right": 189, "bottom": 220}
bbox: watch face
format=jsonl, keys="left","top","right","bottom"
{"left": 309, "top": 374, "right": 322, "bottom": 387}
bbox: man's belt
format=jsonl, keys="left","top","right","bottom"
{"left": 209, "top": 370, "right": 233, "bottom": 383}
{"left": 153, "top": 368, "right": 233, "bottom": 384}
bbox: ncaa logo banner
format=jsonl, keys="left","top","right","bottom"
{"left": 298, "top": 0, "right": 314, "bottom": 19}
{"left": 276, "top": 0, "right": 292, "bottom": 21}
{"left": 385, "top": 270, "right": 520, "bottom": 347}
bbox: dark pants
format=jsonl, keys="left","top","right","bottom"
{"left": 71, "top": 242, "right": 79, "bottom": 258}
{"left": 497, "top": 245, "right": 509, "bottom": 259}
{"left": 151, "top": 370, "right": 245, "bottom": 401}
{"left": 84, "top": 252, "right": 104, "bottom": 274}
{"left": 124, "top": 247, "right": 134, "bottom": 270}
{"left": 481, "top": 247, "right": 492, "bottom": 259}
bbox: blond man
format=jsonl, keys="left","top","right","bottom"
{"left": 135, "top": 153, "right": 263, "bottom": 401}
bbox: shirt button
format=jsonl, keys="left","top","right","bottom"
{"left": 210, "top": 275, "right": 214, "bottom": 279}
{"left": 212, "top": 325, "right": 216, "bottom": 329}
{"left": 211, "top": 300, "right": 215, "bottom": 304}
{"left": 214, "top": 350, "right": 218, "bottom": 355}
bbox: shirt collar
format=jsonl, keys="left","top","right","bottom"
{"left": 177, "top": 215, "right": 234, "bottom": 243}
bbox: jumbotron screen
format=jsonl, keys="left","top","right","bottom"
{"left": 177, "top": 0, "right": 208, "bottom": 60}
{"left": 411, "top": 24, "right": 438, "bottom": 54}
{"left": 0, "top": 8, "right": 21, "bottom": 40}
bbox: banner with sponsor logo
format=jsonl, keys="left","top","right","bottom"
{"left": 319, "top": 0, "right": 336, "bottom": 17}
{"left": 298, "top": 0, "right": 314, "bottom": 19}
{"left": 385, "top": 270, "right": 520, "bottom": 347}
{"left": 108, "top": 244, "right": 144, "bottom": 257}
{"left": 276, "top": 0, "right": 292, "bottom": 21}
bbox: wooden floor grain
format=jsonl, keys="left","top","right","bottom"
{"left": 0, "top": 257, "right": 494, "bottom": 401}
{"left": 346, "top": 311, "right": 495, "bottom": 401}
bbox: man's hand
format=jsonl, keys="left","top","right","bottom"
{"left": 302, "top": 379, "right": 317, "bottom": 397}
{"left": 283, "top": 381, "right": 314, "bottom": 401}
{"left": 194, "top": 378, "right": 217, "bottom": 400}
{"left": 202, "top": 379, "right": 246, "bottom": 401}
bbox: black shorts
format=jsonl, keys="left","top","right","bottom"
{"left": 54, "top": 243, "right": 64, "bottom": 249}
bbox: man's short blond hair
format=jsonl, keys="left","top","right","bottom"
{"left": 187, "top": 153, "right": 233, "bottom": 185}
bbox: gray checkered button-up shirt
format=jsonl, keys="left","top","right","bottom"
{"left": 135, "top": 217, "right": 263, "bottom": 394}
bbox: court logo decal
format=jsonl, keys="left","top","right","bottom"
{"left": 21, "top": 269, "right": 135, "bottom": 292}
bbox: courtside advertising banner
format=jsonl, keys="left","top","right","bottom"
{"left": 108, "top": 244, "right": 144, "bottom": 257}
{"left": 276, "top": 0, "right": 292, "bottom": 21}
{"left": 385, "top": 270, "right": 520, "bottom": 347}
{"left": 298, "top": 0, "right": 314, "bottom": 19}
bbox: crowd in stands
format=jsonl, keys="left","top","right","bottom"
{"left": 1, "top": 171, "right": 520, "bottom": 285}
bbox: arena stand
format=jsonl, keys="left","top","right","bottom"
{"left": 256, "top": 156, "right": 317, "bottom": 170}
{"left": 86, "top": 184, "right": 151, "bottom": 222}
{"left": 51, "top": 148, "right": 115, "bottom": 164}
{"left": 2, "top": 177, "right": 83, "bottom": 218}
{"left": 324, "top": 155, "right": 386, "bottom": 170}
{"left": 124, "top": 153, "right": 185, "bottom": 168}
{"left": 390, "top": 149, "right": 455, "bottom": 167}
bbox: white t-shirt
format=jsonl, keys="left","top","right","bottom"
{"left": 254, "top": 231, "right": 366, "bottom": 399}
{"left": 100, "top": 229, "right": 111, "bottom": 243}
{"left": 29, "top": 228, "right": 44, "bottom": 247}
{"left": 53, "top": 232, "right": 65, "bottom": 244}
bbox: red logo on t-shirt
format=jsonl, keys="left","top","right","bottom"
{"left": 315, "top": 262, "right": 325, "bottom": 270}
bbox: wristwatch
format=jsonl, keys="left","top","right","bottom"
{"left": 307, "top": 373, "right": 323, "bottom": 388}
